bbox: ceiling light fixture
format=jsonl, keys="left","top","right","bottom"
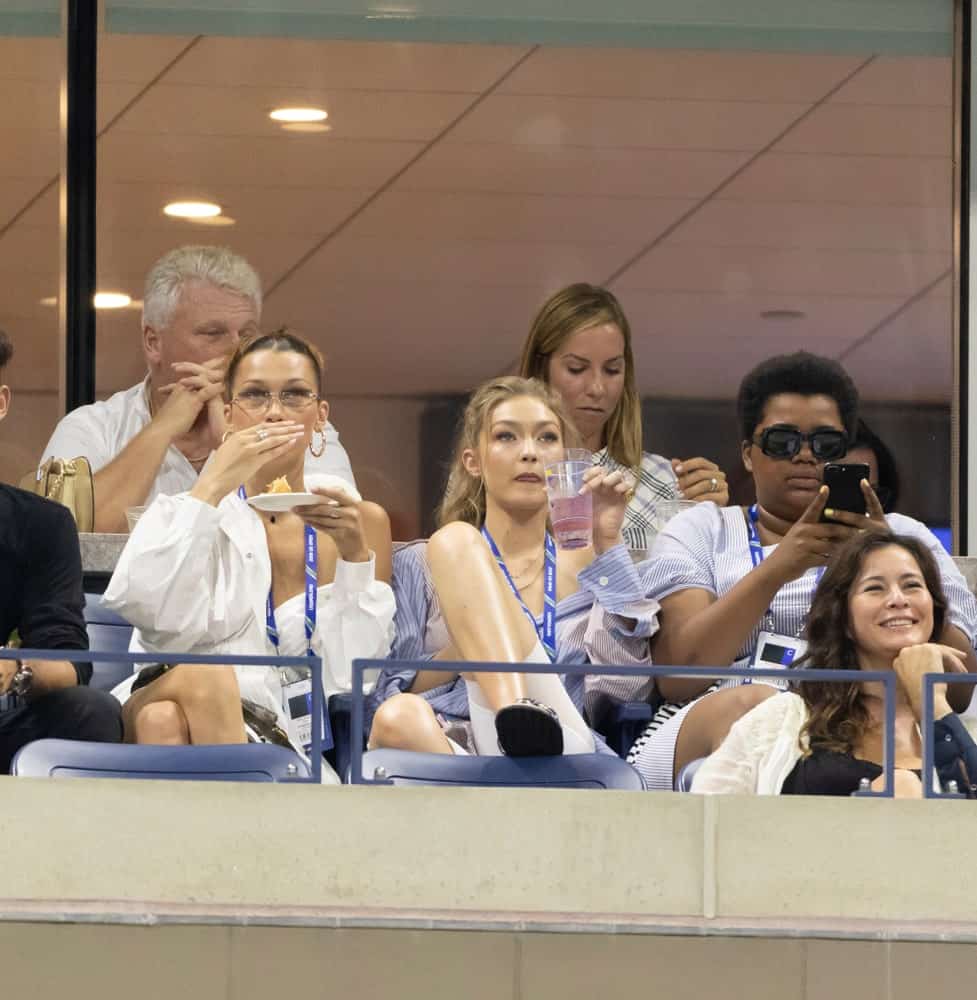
{"left": 280, "top": 122, "right": 332, "bottom": 134}
{"left": 163, "top": 201, "right": 222, "bottom": 219}
{"left": 270, "top": 107, "right": 328, "bottom": 123}
{"left": 93, "top": 292, "right": 132, "bottom": 310}
{"left": 760, "top": 309, "right": 806, "bottom": 321}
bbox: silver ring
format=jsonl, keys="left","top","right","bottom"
{"left": 710, "top": 477, "right": 718, "bottom": 491}
{"left": 256, "top": 428, "right": 267, "bottom": 441}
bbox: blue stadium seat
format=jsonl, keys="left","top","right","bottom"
{"left": 359, "top": 749, "right": 646, "bottom": 789}
{"left": 11, "top": 739, "right": 311, "bottom": 782}
{"left": 593, "top": 699, "right": 655, "bottom": 758}
{"left": 674, "top": 756, "right": 705, "bottom": 792}
{"left": 83, "top": 592, "right": 135, "bottom": 692}
{"left": 327, "top": 691, "right": 353, "bottom": 781}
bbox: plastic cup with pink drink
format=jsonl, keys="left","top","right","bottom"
{"left": 544, "top": 448, "right": 594, "bottom": 550}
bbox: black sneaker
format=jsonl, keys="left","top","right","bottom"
{"left": 495, "top": 698, "right": 564, "bottom": 757}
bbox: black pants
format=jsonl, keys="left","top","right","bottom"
{"left": 0, "top": 686, "right": 123, "bottom": 774}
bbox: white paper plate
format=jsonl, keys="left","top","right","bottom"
{"left": 247, "top": 492, "right": 320, "bottom": 512}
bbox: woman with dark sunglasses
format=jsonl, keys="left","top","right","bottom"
{"left": 624, "top": 351, "right": 976, "bottom": 790}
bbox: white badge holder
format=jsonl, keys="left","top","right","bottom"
{"left": 282, "top": 678, "right": 313, "bottom": 753}
{"left": 749, "top": 631, "right": 808, "bottom": 688}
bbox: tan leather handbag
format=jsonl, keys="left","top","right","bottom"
{"left": 19, "top": 457, "right": 95, "bottom": 533}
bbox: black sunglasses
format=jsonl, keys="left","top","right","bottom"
{"left": 752, "top": 425, "right": 848, "bottom": 462}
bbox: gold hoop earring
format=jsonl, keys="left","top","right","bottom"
{"left": 309, "top": 427, "right": 325, "bottom": 458}
{"left": 221, "top": 429, "right": 234, "bottom": 444}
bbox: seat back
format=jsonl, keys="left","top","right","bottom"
{"left": 11, "top": 739, "right": 311, "bottom": 782}
{"left": 84, "top": 593, "right": 135, "bottom": 691}
{"left": 674, "top": 756, "right": 706, "bottom": 792}
{"left": 359, "top": 749, "right": 645, "bottom": 790}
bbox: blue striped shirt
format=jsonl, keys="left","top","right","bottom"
{"left": 368, "top": 539, "right": 661, "bottom": 743}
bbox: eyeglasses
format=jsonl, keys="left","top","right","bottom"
{"left": 232, "top": 388, "right": 319, "bottom": 414}
{"left": 751, "top": 425, "right": 848, "bottom": 462}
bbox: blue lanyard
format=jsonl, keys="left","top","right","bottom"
{"left": 481, "top": 527, "right": 557, "bottom": 662}
{"left": 238, "top": 487, "right": 318, "bottom": 656}
{"left": 747, "top": 503, "right": 824, "bottom": 620}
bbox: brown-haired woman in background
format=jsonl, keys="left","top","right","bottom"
{"left": 692, "top": 531, "right": 977, "bottom": 797}
{"left": 519, "top": 283, "right": 729, "bottom": 551}
{"left": 103, "top": 330, "right": 395, "bottom": 781}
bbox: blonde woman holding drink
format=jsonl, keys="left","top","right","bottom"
{"left": 367, "top": 376, "right": 660, "bottom": 758}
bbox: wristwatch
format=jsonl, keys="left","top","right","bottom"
{"left": 10, "top": 660, "right": 33, "bottom": 697}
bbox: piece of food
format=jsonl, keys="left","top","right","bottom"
{"left": 265, "top": 476, "right": 292, "bottom": 495}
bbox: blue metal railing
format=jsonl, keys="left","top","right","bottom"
{"left": 350, "top": 659, "right": 900, "bottom": 795}
{"left": 2, "top": 648, "right": 325, "bottom": 783}
{"left": 921, "top": 672, "right": 977, "bottom": 799}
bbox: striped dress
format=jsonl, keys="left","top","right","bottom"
{"left": 593, "top": 449, "right": 678, "bottom": 553}
{"left": 626, "top": 504, "right": 977, "bottom": 790}
{"left": 367, "top": 539, "right": 661, "bottom": 752}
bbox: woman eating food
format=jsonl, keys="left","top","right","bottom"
{"left": 103, "top": 329, "right": 395, "bottom": 780}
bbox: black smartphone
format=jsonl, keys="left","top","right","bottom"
{"left": 821, "top": 463, "right": 870, "bottom": 520}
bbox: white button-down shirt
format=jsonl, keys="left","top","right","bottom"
{"left": 38, "top": 378, "right": 356, "bottom": 502}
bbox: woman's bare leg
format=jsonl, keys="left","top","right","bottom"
{"left": 122, "top": 665, "right": 246, "bottom": 745}
{"left": 130, "top": 700, "right": 190, "bottom": 745}
{"left": 369, "top": 693, "right": 453, "bottom": 753}
{"left": 426, "top": 522, "right": 540, "bottom": 711}
{"left": 672, "top": 685, "right": 777, "bottom": 782}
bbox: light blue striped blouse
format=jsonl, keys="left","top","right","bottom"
{"left": 367, "top": 539, "right": 661, "bottom": 744}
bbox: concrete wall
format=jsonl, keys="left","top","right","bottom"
{"left": 3, "top": 778, "right": 977, "bottom": 998}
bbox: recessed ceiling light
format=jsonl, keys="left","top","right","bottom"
{"left": 280, "top": 122, "right": 332, "bottom": 134}
{"left": 192, "top": 215, "right": 237, "bottom": 227}
{"left": 270, "top": 107, "right": 328, "bottom": 123}
{"left": 163, "top": 201, "right": 222, "bottom": 219}
{"left": 760, "top": 309, "right": 806, "bottom": 321}
{"left": 94, "top": 292, "right": 131, "bottom": 310}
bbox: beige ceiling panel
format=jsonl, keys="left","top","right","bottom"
{"left": 0, "top": 316, "right": 59, "bottom": 391}
{"left": 398, "top": 144, "right": 751, "bottom": 198}
{"left": 616, "top": 245, "right": 951, "bottom": 299}
{"left": 268, "top": 234, "right": 640, "bottom": 292}
{"left": 344, "top": 190, "right": 695, "bottom": 245}
{"left": 0, "top": 269, "right": 60, "bottom": 321}
{"left": 0, "top": 226, "right": 60, "bottom": 275}
{"left": 777, "top": 103, "right": 950, "bottom": 157}
{"left": 85, "top": 182, "right": 372, "bottom": 237}
{"left": 448, "top": 94, "right": 808, "bottom": 150}
{"left": 721, "top": 152, "right": 951, "bottom": 207}
{"left": 0, "top": 179, "right": 55, "bottom": 231}
{"left": 0, "top": 38, "right": 59, "bottom": 81}
{"left": 99, "top": 34, "right": 197, "bottom": 83}
{"left": 98, "top": 131, "right": 424, "bottom": 189}
{"left": 626, "top": 329, "right": 853, "bottom": 400}
{"left": 667, "top": 200, "right": 949, "bottom": 253}
{"left": 112, "top": 84, "right": 474, "bottom": 142}
{"left": 0, "top": 129, "right": 59, "bottom": 179}
{"left": 0, "top": 78, "right": 146, "bottom": 133}
{"left": 501, "top": 48, "right": 863, "bottom": 102}
{"left": 165, "top": 37, "right": 530, "bottom": 93}
{"left": 840, "top": 301, "right": 952, "bottom": 403}
{"left": 615, "top": 288, "right": 901, "bottom": 344}
{"left": 829, "top": 56, "right": 952, "bottom": 107}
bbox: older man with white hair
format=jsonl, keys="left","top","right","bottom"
{"left": 39, "top": 245, "right": 355, "bottom": 532}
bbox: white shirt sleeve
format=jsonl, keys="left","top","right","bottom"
{"left": 38, "top": 406, "right": 114, "bottom": 474}
{"left": 102, "top": 493, "right": 254, "bottom": 650}
{"left": 303, "top": 420, "right": 356, "bottom": 489}
{"left": 317, "top": 554, "right": 396, "bottom": 695}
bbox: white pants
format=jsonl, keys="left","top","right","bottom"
{"left": 461, "top": 639, "right": 595, "bottom": 756}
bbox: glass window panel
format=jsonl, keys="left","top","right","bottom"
{"left": 96, "top": 2, "right": 955, "bottom": 538}
{"left": 0, "top": 14, "right": 61, "bottom": 486}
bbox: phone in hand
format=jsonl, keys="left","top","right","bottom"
{"left": 821, "top": 463, "right": 870, "bottom": 521}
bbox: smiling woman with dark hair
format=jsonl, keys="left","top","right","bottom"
{"left": 623, "top": 351, "right": 977, "bottom": 791}
{"left": 693, "top": 531, "right": 977, "bottom": 797}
